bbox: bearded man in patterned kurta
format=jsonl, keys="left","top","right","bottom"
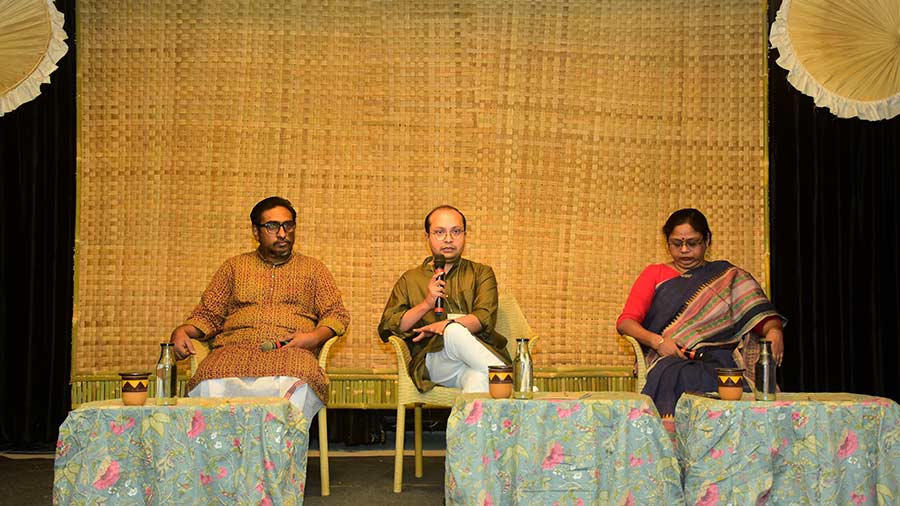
{"left": 169, "top": 197, "right": 350, "bottom": 417}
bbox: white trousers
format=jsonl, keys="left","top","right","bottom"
{"left": 425, "top": 320, "right": 505, "bottom": 393}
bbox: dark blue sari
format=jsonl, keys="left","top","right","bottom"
{"left": 641, "top": 260, "right": 779, "bottom": 418}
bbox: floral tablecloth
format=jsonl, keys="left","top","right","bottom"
{"left": 675, "top": 392, "right": 900, "bottom": 506}
{"left": 446, "top": 392, "right": 684, "bottom": 506}
{"left": 53, "top": 397, "right": 309, "bottom": 505}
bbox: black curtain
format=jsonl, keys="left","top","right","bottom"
{"left": 768, "top": 5, "right": 900, "bottom": 401}
{"left": 0, "top": 0, "right": 76, "bottom": 450}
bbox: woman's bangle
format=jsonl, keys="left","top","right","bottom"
{"left": 655, "top": 335, "right": 665, "bottom": 350}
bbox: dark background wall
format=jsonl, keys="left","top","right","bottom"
{"left": 1, "top": 0, "right": 898, "bottom": 449}
{"left": 767, "top": 3, "right": 900, "bottom": 402}
{"left": 0, "top": 0, "right": 76, "bottom": 451}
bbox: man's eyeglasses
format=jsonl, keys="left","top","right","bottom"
{"left": 258, "top": 220, "right": 296, "bottom": 234}
{"left": 431, "top": 228, "right": 465, "bottom": 241}
{"left": 668, "top": 238, "right": 706, "bottom": 249}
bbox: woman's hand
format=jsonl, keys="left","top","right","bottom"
{"left": 656, "top": 335, "right": 686, "bottom": 359}
{"left": 759, "top": 318, "right": 785, "bottom": 366}
{"left": 765, "top": 328, "right": 784, "bottom": 366}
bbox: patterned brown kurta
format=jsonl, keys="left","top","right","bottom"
{"left": 184, "top": 251, "right": 350, "bottom": 403}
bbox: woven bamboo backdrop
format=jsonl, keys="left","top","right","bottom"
{"left": 74, "top": 0, "right": 767, "bottom": 379}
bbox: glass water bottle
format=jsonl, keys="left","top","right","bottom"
{"left": 155, "top": 342, "right": 178, "bottom": 405}
{"left": 754, "top": 340, "right": 776, "bottom": 401}
{"left": 513, "top": 338, "right": 533, "bottom": 399}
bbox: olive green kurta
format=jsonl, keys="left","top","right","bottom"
{"left": 184, "top": 251, "right": 350, "bottom": 402}
{"left": 378, "top": 257, "right": 512, "bottom": 392}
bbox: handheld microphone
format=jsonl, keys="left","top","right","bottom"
{"left": 433, "top": 254, "right": 446, "bottom": 317}
{"left": 260, "top": 338, "right": 292, "bottom": 351}
{"left": 680, "top": 347, "right": 705, "bottom": 360}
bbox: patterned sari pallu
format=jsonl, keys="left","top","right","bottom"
{"left": 642, "top": 261, "right": 781, "bottom": 417}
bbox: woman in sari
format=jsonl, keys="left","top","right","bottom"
{"left": 616, "top": 208, "right": 785, "bottom": 426}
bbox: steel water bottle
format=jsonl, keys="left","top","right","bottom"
{"left": 754, "top": 340, "right": 776, "bottom": 401}
{"left": 513, "top": 338, "right": 533, "bottom": 399}
{"left": 155, "top": 342, "right": 178, "bottom": 405}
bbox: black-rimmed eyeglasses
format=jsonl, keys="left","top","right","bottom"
{"left": 258, "top": 220, "right": 296, "bottom": 234}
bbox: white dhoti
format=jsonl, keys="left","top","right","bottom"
{"left": 188, "top": 376, "right": 323, "bottom": 426}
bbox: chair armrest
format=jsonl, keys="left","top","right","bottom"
{"left": 387, "top": 335, "right": 413, "bottom": 367}
{"left": 622, "top": 334, "right": 648, "bottom": 393}
{"left": 318, "top": 335, "right": 340, "bottom": 369}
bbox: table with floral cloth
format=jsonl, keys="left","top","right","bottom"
{"left": 53, "top": 397, "right": 309, "bottom": 506}
{"left": 445, "top": 392, "right": 684, "bottom": 506}
{"left": 675, "top": 392, "right": 900, "bottom": 506}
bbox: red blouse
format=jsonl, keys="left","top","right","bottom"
{"left": 616, "top": 263, "right": 680, "bottom": 328}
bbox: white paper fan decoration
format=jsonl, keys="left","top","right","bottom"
{"left": 770, "top": 0, "right": 900, "bottom": 121}
{"left": 0, "top": 0, "right": 69, "bottom": 116}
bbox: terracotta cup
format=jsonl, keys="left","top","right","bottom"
{"left": 119, "top": 372, "right": 150, "bottom": 406}
{"left": 715, "top": 368, "right": 745, "bottom": 401}
{"left": 488, "top": 365, "right": 514, "bottom": 399}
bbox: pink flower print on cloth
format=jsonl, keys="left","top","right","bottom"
{"left": 92, "top": 460, "right": 121, "bottom": 490}
{"left": 837, "top": 430, "right": 859, "bottom": 459}
{"left": 109, "top": 417, "right": 136, "bottom": 435}
{"left": 542, "top": 442, "right": 564, "bottom": 469}
{"left": 556, "top": 404, "right": 581, "bottom": 419}
{"left": 464, "top": 400, "right": 484, "bottom": 425}
{"left": 187, "top": 410, "right": 206, "bottom": 438}
{"left": 627, "top": 407, "right": 653, "bottom": 420}
{"left": 696, "top": 483, "right": 719, "bottom": 506}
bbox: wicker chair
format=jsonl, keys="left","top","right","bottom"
{"left": 189, "top": 336, "right": 339, "bottom": 496}
{"left": 385, "top": 293, "right": 539, "bottom": 493}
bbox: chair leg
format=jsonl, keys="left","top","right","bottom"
{"left": 393, "top": 404, "right": 405, "bottom": 493}
{"left": 414, "top": 405, "right": 423, "bottom": 478}
{"left": 318, "top": 407, "right": 330, "bottom": 496}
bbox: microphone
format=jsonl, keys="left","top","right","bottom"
{"left": 433, "top": 253, "right": 446, "bottom": 318}
{"left": 680, "top": 347, "right": 705, "bottom": 360}
{"left": 260, "top": 338, "right": 291, "bottom": 351}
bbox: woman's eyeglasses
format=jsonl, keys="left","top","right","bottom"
{"left": 668, "top": 238, "right": 705, "bottom": 249}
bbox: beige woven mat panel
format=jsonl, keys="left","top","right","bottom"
{"left": 75, "top": 0, "right": 767, "bottom": 377}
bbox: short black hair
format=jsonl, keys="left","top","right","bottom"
{"left": 662, "top": 208, "right": 712, "bottom": 244}
{"left": 250, "top": 196, "right": 297, "bottom": 225}
{"left": 424, "top": 205, "right": 467, "bottom": 233}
